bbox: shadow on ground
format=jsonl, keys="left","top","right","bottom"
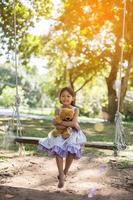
{"left": 0, "top": 185, "right": 133, "bottom": 200}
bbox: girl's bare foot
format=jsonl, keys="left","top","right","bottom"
{"left": 57, "top": 171, "right": 67, "bottom": 181}
{"left": 58, "top": 173, "right": 64, "bottom": 188}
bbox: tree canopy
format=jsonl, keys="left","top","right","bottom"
{"left": 0, "top": 0, "right": 133, "bottom": 121}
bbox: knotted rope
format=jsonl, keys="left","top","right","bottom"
{"left": 114, "top": 0, "right": 127, "bottom": 151}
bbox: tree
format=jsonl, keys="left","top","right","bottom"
{"left": 0, "top": 0, "right": 54, "bottom": 108}
{"left": 0, "top": 0, "right": 52, "bottom": 63}
{"left": 47, "top": 0, "right": 133, "bottom": 121}
{"left": 41, "top": 21, "right": 109, "bottom": 95}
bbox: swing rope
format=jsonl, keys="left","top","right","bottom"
{"left": 11, "top": 0, "right": 22, "bottom": 137}
{"left": 114, "top": 0, "right": 127, "bottom": 151}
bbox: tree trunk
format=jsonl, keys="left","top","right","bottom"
{"left": 106, "top": 65, "right": 118, "bottom": 122}
{"left": 106, "top": 43, "right": 133, "bottom": 122}
{"left": 120, "top": 51, "right": 133, "bottom": 110}
{"left": 106, "top": 39, "right": 122, "bottom": 122}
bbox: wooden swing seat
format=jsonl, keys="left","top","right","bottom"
{"left": 14, "top": 136, "right": 117, "bottom": 150}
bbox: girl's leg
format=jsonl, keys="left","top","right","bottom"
{"left": 64, "top": 153, "right": 75, "bottom": 175}
{"left": 55, "top": 155, "right": 64, "bottom": 188}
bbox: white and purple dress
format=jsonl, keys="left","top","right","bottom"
{"left": 38, "top": 107, "right": 87, "bottom": 159}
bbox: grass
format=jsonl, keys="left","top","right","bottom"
{"left": 115, "top": 160, "right": 133, "bottom": 169}
{"left": 0, "top": 114, "right": 133, "bottom": 157}
{"left": 20, "top": 107, "right": 54, "bottom": 116}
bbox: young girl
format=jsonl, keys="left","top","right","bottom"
{"left": 38, "top": 87, "right": 87, "bottom": 188}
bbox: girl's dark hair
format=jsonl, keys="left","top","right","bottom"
{"left": 59, "top": 87, "right": 76, "bottom": 106}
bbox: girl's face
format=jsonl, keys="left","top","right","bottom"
{"left": 60, "top": 90, "right": 74, "bottom": 106}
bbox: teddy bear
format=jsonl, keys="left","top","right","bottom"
{"left": 51, "top": 107, "right": 74, "bottom": 139}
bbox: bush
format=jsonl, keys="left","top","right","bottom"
{"left": 0, "top": 86, "right": 26, "bottom": 107}
{"left": 123, "top": 99, "right": 133, "bottom": 120}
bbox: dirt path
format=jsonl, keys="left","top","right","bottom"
{"left": 0, "top": 153, "right": 133, "bottom": 200}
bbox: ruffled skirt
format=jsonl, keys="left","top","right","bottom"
{"left": 38, "top": 128, "right": 87, "bottom": 159}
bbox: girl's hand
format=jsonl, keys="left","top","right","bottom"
{"left": 61, "top": 121, "right": 74, "bottom": 128}
{"left": 74, "top": 123, "right": 80, "bottom": 131}
{"left": 61, "top": 121, "right": 80, "bottom": 131}
{"left": 55, "top": 125, "right": 66, "bottom": 130}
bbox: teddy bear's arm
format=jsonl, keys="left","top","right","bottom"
{"left": 52, "top": 109, "right": 66, "bottom": 129}
{"left": 53, "top": 119, "right": 66, "bottom": 129}
{"left": 54, "top": 115, "right": 62, "bottom": 124}
{"left": 52, "top": 108, "right": 61, "bottom": 125}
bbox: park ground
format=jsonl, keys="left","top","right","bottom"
{"left": 0, "top": 151, "right": 133, "bottom": 200}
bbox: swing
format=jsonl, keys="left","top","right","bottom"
{"left": 5, "top": 0, "right": 127, "bottom": 156}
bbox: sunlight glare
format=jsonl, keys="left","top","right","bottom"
{"left": 29, "top": 19, "right": 55, "bottom": 36}
{"left": 29, "top": 0, "right": 62, "bottom": 36}
{"left": 83, "top": 6, "right": 91, "bottom": 14}
{"left": 88, "top": 186, "right": 97, "bottom": 198}
{"left": 94, "top": 123, "right": 104, "bottom": 132}
{"left": 113, "top": 80, "right": 121, "bottom": 90}
{"left": 30, "top": 57, "right": 48, "bottom": 75}
{"left": 20, "top": 0, "right": 32, "bottom": 9}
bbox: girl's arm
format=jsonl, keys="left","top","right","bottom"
{"left": 61, "top": 108, "right": 80, "bottom": 131}
{"left": 55, "top": 125, "right": 66, "bottom": 129}
{"left": 52, "top": 108, "right": 66, "bottom": 130}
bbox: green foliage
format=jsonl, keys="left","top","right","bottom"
{"left": 0, "top": 85, "right": 26, "bottom": 107}
{"left": 0, "top": 66, "right": 17, "bottom": 94}
{"left": 41, "top": 25, "right": 107, "bottom": 93}
{"left": 123, "top": 98, "right": 133, "bottom": 120}
{"left": 115, "top": 160, "right": 133, "bottom": 169}
{"left": 76, "top": 77, "right": 108, "bottom": 117}
{"left": 0, "top": 0, "right": 33, "bottom": 51}
{"left": 25, "top": 88, "right": 41, "bottom": 108}
{"left": 0, "top": 0, "right": 53, "bottom": 62}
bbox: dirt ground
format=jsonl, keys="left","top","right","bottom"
{"left": 0, "top": 151, "right": 133, "bottom": 200}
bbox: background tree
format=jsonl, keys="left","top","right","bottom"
{"left": 0, "top": 0, "right": 52, "bottom": 63}
{"left": 46, "top": 0, "right": 133, "bottom": 121}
